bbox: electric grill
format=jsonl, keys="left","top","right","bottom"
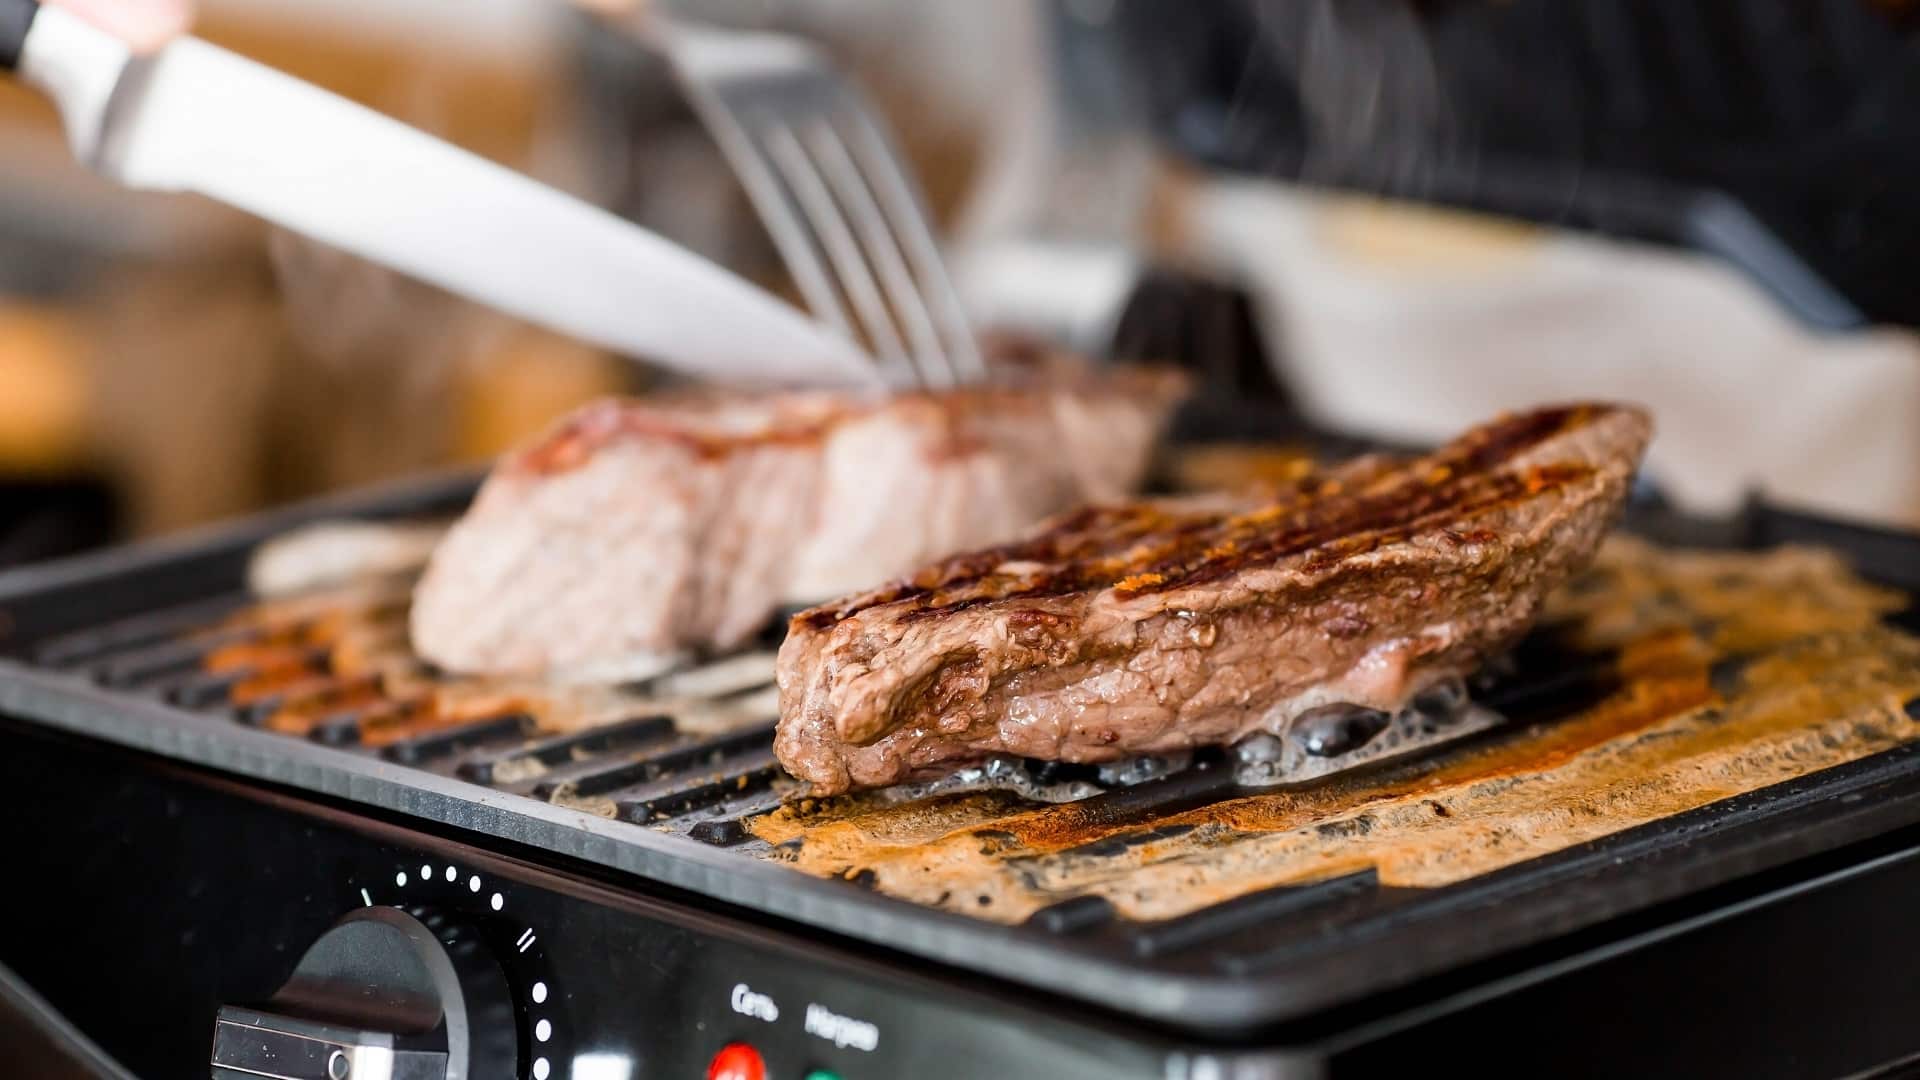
{"left": 6, "top": 422, "right": 1920, "bottom": 1080}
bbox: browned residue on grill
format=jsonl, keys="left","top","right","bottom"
{"left": 200, "top": 575, "right": 689, "bottom": 748}
{"left": 750, "top": 537, "right": 1920, "bottom": 924}
{"left": 196, "top": 579, "right": 516, "bottom": 738}
{"left": 204, "top": 528, "right": 1920, "bottom": 929}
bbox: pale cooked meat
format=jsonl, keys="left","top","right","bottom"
{"left": 411, "top": 395, "right": 832, "bottom": 681}
{"left": 775, "top": 403, "right": 1653, "bottom": 795}
{"left": 411, "top": 361, "right": 1185, "bottom": 680}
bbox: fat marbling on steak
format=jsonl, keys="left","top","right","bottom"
{"left": 775, "top": 403, "right": 1653, "bottom": 794}
{"left": 410, "top": 361, "right": 1185, "bottom": 680}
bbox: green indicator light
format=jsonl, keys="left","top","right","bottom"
{"left": 802, "top": 1072, "right": 843, "bottom": 1080}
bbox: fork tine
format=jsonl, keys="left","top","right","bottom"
{"left": 678, "top": 80, "right": 865, "bottom": 367}
{"left": 804, "top": 117, "right": 953, "bottom": 388}
{"left": 664, "top": 22, "right": 978, "bottom": 386}
{"left": 762, "top": 119, "right": 922, "bottom": 387}
{"left": 834, "top": 89, "right": 986, "bottom": 383}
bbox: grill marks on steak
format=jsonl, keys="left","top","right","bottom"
{"left": 775, "top": 403, "right": 1654, "bottom": 795}
{"left": 809, "top": 407, "right": 1597, "bottom": 626}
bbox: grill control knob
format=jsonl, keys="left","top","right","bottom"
{"left": 210, "top": 906, "right": 517, "bottom": 1080}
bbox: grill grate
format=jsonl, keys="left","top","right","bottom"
{"left": 23, "top": 584, "right": 800, "bottom": 850}
{"left": 19, "top": 576, "right": 1630, "bottom": 866}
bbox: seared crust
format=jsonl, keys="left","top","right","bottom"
{"left": 775, "top": 403, "right": 1654, "bottom": 794}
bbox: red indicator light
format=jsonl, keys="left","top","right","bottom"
{"left": 707, "top": 1043, "right": 767, "bottom": 1080}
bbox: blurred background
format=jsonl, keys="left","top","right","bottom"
{"left": 5, "top": 0, "right": 1920, "bottom": 568}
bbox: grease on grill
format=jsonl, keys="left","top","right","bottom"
{"left": 162, "top": 529, "right": 1920, "bottom": 929}
{"left": 749, "top": 536, "right": 1919, "bottom": 924}
{"left": 1292, "top": 704, "right": 1393, "bottom": 757}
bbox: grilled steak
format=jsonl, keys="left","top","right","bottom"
{"left": 411, "top": 360, "right": 1184, "bottom": 680}
{"left": 775, "top": 403, "right": 1653, "bottom": 794}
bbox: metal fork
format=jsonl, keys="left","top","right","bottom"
{"left": 660, "top": 22, "right": 984, "bottom": 388}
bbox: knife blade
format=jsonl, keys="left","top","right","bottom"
{"left": 2, "top": 1, "right": 878, "bottom": 388}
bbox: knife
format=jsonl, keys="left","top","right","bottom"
{"left": 0, "top": 0, "right": 878, "bottom": 387}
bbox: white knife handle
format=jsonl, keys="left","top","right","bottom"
{"left": 7, "top": 0, "right": 132, "bottom": 163}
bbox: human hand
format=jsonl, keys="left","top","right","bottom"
{"left": 44, "top": 0, "right": 192, "bottom": 52}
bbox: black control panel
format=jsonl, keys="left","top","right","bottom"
{"left": 0, "top": 720, "right": 1176, "bottom": 1080}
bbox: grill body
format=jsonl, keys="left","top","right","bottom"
{"left": 5, "top": 472, "right": 1920, "bottom": 1077}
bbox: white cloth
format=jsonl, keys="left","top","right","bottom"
{"left": 1184, "top": 180, "right": 1920, "bottom": 527}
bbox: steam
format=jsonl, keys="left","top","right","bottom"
{"left": 1241, "top": 0, "right": 1469, "bottom": 199}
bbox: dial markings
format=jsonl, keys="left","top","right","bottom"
{"left": 367, "top": 870, "right": 561, "bottom": 1066}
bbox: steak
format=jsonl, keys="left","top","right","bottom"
{"left": 774, "top": 403, "right": 1653, "bottom": 795}
{"left": 410, "top": 360, "right": 1184, "bottom": 680}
